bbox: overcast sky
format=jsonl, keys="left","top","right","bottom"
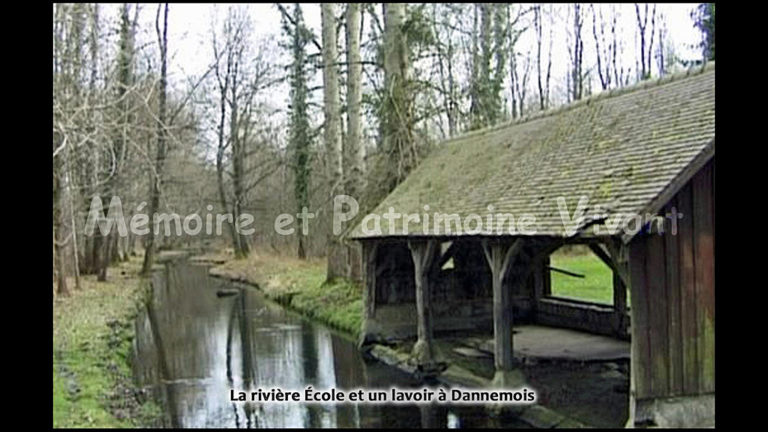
{"left": 142, "top": 4, "right": 701, "bottom": 76}
{"left": 96, "top": 3, "right": 705, "bottom": 131}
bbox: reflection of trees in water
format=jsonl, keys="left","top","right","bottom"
{"left": 301, "top": 321, "right": 320, "bottom": 428}
{"left": 229, "top": 297, "right": 354, "bottom": 428}
{"left": 238, "top": 289, "right": 261, "bottom": 428}
{"left": 225, "top": 296, "right": 241, "bottom": 428}
{"left": 224, "top": 288, "right": 267, "bottom": 428}
{"left": 145, "top": 283, "right": 179, "bottom": 428}
{"left": 146, "top": 263, "right": 250, "bottom": 428}
{"left": 331, "top": 335, "right": 363, "bottom": 427}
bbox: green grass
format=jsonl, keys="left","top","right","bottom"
{"left": 53, "top": 256, "right": 163, "bottom": 428}
{"left": 213, "top": 253, "right": 363, "bottom": 340}
{"left": 549, "top": 251, "right": 616, "bottom": 305}
{"left": 289, "top": 277, "right": 363, "bottom": 339}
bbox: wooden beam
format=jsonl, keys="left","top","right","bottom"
{"left": 547, "top": 265, "right": 585, "bottom": 278}
{"left": 589, "top": 242, "right": 633, "bottom": 288}
{"left": 589, "top": 243, "right": 616, "bottom": 271}
{"left": 605, "top": 238, "right": 631, "bottom": 288}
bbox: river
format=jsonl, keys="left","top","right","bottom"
{"left": 132, "top": 259, "right": 528, "bottom": 428}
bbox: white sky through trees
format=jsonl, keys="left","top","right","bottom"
{"left": 95, "top": 3, "right": 705, "bottom": 138}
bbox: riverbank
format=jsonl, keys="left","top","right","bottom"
{"left": 209, "top": 252, "right": 363, "bottom": 340}
{"left": 53, "top": 255, "right": 163, "bottom": 428}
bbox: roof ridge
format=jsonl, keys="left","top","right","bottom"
{"left": 437, "top": 61, "right": 715, "bottom": 147}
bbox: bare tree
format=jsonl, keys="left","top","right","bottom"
{"left": 53, "top": 4, "right": 68, "bottom": 296}
{"left": 609, "top": 6, "right": 632, "bottom": 87}
{"left": 655, "top": 12, "right": 669, "bottom": 76}
{"left": 53, "top": 3, "right": 90, "bottom": 294}
{"left": 98, "top": 3, "right": 137, "bottom": 279}
{"left": 534, "top": 4, "right": 553, "bottom": 110}
{"left": 209, "top": 6, "right": 276, "bottom": 258}
{"left": 569, "top": 3, "right": 585, "bottom": 102}
{"left": 510, "top": 48, "right": 531, "bottom": 118}
{"left": 429, "top": 4, "right": 462, "bottom": 137}
{"left": 142, "top": 3, "right": 169, "bottom": 275}
{"left": 345, "top": 3, "right": 364, "bottom": 280}
{"left": 345, "top": 3, "right": 364, "bottom": 199}
{"left": 635, "top": 3, "right": 657, "bottom": 80}
{"left": 591, "top": 4, "right": 613, "bottom": 91}
{"left": 322, "top": 3, "right": 346, "bottom": 280}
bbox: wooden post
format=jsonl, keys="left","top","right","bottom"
{"left": 613, "top": 271, "right": 628, "bottom": 337}
{"left": 623, "top": 240, "right": 639, "bottom": 428}
{"left": 358, "top": 241, "right": 378, "bottom": 348}
{"left": 592, "top": 241, "right": 630, "bottom": 338}
{"left": 532, "top": 259, "right": 544, "bottom": 318}
{"left": 482, "top": 238, "right": 525, "bottom": 387}
{"left": 409, "top": 239, "right": 439, "bottom": 368}
{"left": 608, "top": 240, "right": 630, "bottom": 340}
{"left": 542, "top": 255, "right": 551, "bottom": 296}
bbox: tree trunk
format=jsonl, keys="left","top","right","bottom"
{"left": 54, "top": 147, "right": 69, "bottom": 297}
{"left": 346, "top": 3, "right": 364, "bottom": 201}
{"left": 66, "top": 123, "right": 81, "bottom": 290}
{"left": 214, "top": 70, "right": 237, "bottom": 254}
{"left": 229, "top": 80, "right": 250, "bottom": 258}
{"left": 345, "top": 3, "right": 363, "bottom": 280}
{"left": 322, "top": 3, "right": 346, "bottom": 281}
{"left": 97, "top": 232, "right": 110, "bottom": 281}
{"left": 380, "top": 2, "right": 414, "bottom": 196}
{"left": 142, "top": 3, "right": 169, "bottom": 275}
{"left": 285, "top": 4, "right": 311, "bottom": 260}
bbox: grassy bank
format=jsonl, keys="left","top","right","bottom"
{"left": 210, "top": 253, "right": 363, "bottom": 340}
{"left": 53, "top": 256, "right": 162, "bottom": 428}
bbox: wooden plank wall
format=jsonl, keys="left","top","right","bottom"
{"left": 628, "top": 158, "right": 715, "bottom": 400}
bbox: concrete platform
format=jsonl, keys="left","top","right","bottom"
{"left": 466, "top": 324, "right": 630, "bottom": 362}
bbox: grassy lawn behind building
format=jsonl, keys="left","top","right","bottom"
{"left": 549, "top": 248, "right": 618, "bottom": 305}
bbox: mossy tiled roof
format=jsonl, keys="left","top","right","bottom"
{"left": 350, "top": 63, "right": 715, "bottom": 240}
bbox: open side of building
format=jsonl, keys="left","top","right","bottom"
{"left": 349, "top": 63, "right": 715, "bottom": 427}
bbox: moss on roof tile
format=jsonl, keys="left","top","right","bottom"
{"left": 350, "top": 63, "right": 714, "bottom": 239}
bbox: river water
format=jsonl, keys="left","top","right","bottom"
{"left": 132, "top": 260, "right": 527, "bottom": 428}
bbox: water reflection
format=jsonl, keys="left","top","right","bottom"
{"left": 133, "top": 261, "right": 525, "bottom": 428}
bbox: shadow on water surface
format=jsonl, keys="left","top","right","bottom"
{"left": 132, "top": 259, "right": 529, "bottom": 428}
